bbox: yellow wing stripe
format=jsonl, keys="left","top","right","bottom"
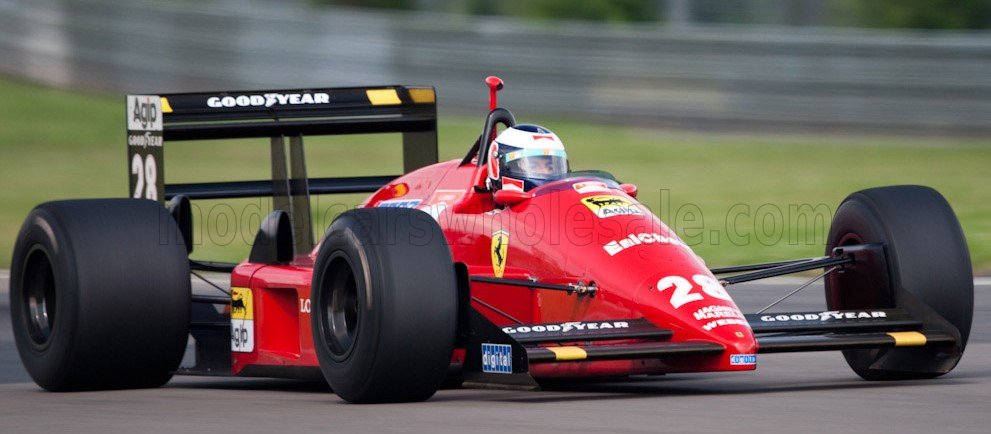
{"left": 160, "top": 97, "right": 173, "bottom": 113}
{"left": 366, "top": 89, "right": 401, "bottom": 105}
{"left": 407, "top": 87, "right": 436, "bottom": 104}
{"left": 548, "top": 346, "right": 588, "bottom": 361}
{"left": 887, "top": 331, "right": 927, "bottom": 346}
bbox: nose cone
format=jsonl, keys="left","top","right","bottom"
{"left": 508, "top": 180, "right": 757, "bottom": 366}
{"left": 633, "top": 267, "right": 757, "bottom": 360}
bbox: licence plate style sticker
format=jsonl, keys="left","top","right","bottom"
{"left": 231, "top": 287, "right": 255, "bottom": 353}
{"left": 730, "top": 354, "right": 756, "bottom": 365}
{"left": 482, "top": 343, "right": 513, "bottom": 374}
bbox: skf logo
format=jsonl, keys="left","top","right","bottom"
{"left": 491, "top": 230, "right": 509, "bottom": 278}
{"left": 581, "top": 195, "right": 644, "bottom": 219}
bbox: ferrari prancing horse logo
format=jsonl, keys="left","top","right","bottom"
{"left": 491, "top": 230, "right": 509, "bottom": 278}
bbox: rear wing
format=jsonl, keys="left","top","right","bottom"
{"left": 126, "top": 86, "right": 437, "bottom": 255}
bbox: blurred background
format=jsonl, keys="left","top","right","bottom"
{"left": 1, "top": 0, "right": 989, "bottom": 270}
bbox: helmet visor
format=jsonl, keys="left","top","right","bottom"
{"left": 503, "top": 148, "right": 568, "bottom": 181}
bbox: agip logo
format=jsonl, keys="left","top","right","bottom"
{"left": 127, "top": 95, "right": 163, "bottom": 131}
{"left": 580, "top": 195, "right": 644, "bottom": 218}
{"left": 231, "top": 287, "right": 255, "bottom": 353}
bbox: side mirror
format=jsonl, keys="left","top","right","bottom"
{"left": 620, "top": 183, "right": 638, "bottom": 198}
{"left": 494, "top": 189, "right": 532, "bottom": 207}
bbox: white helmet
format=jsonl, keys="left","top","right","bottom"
{"left": 487, "top": 124, "right": 569, "bottom": 192}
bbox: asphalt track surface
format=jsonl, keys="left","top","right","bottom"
{"left": 1, "top": 269, "right": 989, "bottom": 433}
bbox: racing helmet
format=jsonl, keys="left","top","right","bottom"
{"left": 487, "top": 124, "right": 568, "bottom": 191}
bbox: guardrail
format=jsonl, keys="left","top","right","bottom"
{"left": 1, "top": 0, "right": 989, "bottom": 134}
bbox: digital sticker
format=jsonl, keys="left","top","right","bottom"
{"left": 482, "top": 343, "right": 513, "bottom": 374}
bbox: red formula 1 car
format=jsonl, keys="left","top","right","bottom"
{"left": 9, "top": 78, "right": 973, "bottom": 403}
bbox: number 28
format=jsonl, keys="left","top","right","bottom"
{"left": 131, "top": 153, "right": 158, "bottom": 200}
{"left": 656, "top": 274, "right": 731, "bottom": 309}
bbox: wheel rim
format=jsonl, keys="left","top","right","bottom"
{"left": 321, "top": 253, "right": 360, "bottom": 359}
{"left": 837, "top": 232, "right": 865, "bottom": 248}
{"left": 21, "top": 246, "right": 57, "bottom": 347}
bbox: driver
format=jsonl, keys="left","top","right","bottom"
{"left": 487, "top": 124, "right": 569, "bottom": 192}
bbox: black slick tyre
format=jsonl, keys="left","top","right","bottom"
{"left": 311, "top": 208, "right": 457, "bottom": 403}
{"left": 10, "top": 199, "right": 191, "bottom": 391}
{"left": 825, "top": 185, "right": 972, "bottom": 380}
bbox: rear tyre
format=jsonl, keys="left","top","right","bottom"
{"left": 825, "top": 186, "right": 972, "bottom": 380}
{"left": 311, "top": 208, "right": 457, "bottom": 403}
{"left": 10, "top": 199, "right": 191, "bottom": 390}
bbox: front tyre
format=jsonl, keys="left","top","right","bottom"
{"left": 825, "top": 185, "right": 972, "bottom": 380}
{"left": 311, "top": 208, "right": 457, "bottom": 403}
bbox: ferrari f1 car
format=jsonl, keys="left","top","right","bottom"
{"left": 10, "top": 78, "right": 973, "bottom": 403}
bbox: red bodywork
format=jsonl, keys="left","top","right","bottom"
{"left": 231, "top": 158, "right": 757, "bottom": 378}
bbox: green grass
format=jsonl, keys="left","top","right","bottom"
{"left": 2, "top": 77, "right": 990, "bottom": 272}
